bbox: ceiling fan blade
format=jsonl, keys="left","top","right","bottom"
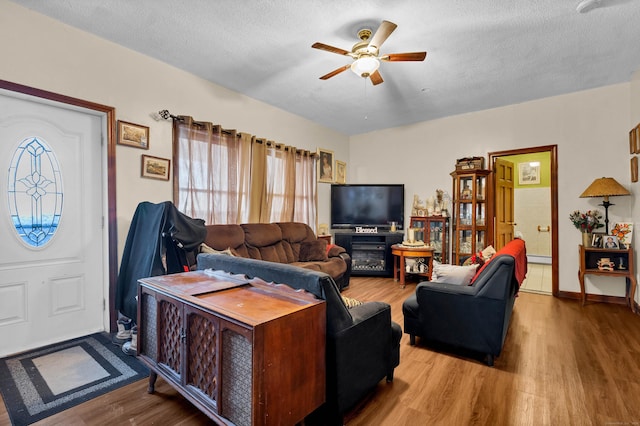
{"left": 380, "top": 52, "right": 427, "bottom": 62}
{"left": 312, "top": 42, "right": 350, "bottom": 56}
{"left": 319, "top": 64, "right": 351, "bottom": 80}
{"left": 368, "top": 20, "right": 397, "bottom": 51}
{"left": 369, "top": 70, "right": 384, "bottom": 85}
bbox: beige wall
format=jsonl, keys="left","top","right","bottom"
{"left": 350, "top": 84, "right": 635, "bottom": 298}
{"left": 0, "top": 0, "right": 349, "bottom": 262}
{"left": 2, "top": 0, "right": 638, "bottom": 303}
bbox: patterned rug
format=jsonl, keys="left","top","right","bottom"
{"left": 0, "top": 333, "right": 148, "bottom": 425}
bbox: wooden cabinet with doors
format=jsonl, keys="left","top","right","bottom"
{"left": 137, "top": 270, "right": 326, "bottom": 425}
{"left": 409, "top": 216, "right": 449, "bottom": 263}
{"left": 451, "top": 169, "right": 492, "bottom": 265}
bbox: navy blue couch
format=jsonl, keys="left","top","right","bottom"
{"left": 197, "top": 253, "right": 401, "bottom": 423}
{"left": 402, "top": 239, "right": 526, "bottom": 366}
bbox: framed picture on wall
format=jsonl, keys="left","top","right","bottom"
{"left": 335, "top": 160, "right": 346, "bottom": 184}
{"left": 141, "top": 155, "right": 170, "bottom": 180}
{"left": 318, "top": 148, "right": 334, "bottom": 183}
{"left": 518, "top": 162, "right": 540, "bottom": 185}
{"left": 118, "top": 120, "right": 149, "bottom": 149}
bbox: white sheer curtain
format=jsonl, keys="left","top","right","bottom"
{"left": 173, "top": 116, "right": 249, "bottom": 224}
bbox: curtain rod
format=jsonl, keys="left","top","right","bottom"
{"left": 158, "top": 109, "right": 179, "bottom": 120}
{"left": 159, "top": 109, "right": 317, "bottom": 155}
{"left": 159, "top": 110, "right": 240, "bottom": 136}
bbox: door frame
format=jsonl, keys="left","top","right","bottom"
{"left": 0, "top": 79, "right": 118, "bottom": 330}
{"left": 488, "top": 145, "right": 559, "bottom": 296}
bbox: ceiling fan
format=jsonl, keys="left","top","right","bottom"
{"left": 312, "top": 20, "right": 427, "bottom": 86}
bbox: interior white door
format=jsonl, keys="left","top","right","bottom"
{"left": 0, "top": 91, "right": 106, "bottom": 357}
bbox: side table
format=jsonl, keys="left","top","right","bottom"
{"left": 317, "top": 234, "right": 332, "bottom": 245}
{"left": 578, "top": 244, "right": 637, "bottom": 313}
{"left": 391, "top": 244, "right": 434, "bottom": 288}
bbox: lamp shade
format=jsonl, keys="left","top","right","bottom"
{"left": 579, "top": 177, "right": 630, "bottom": 201}
{"left": 350, "top": 56, "right": 380, "bottom": 77}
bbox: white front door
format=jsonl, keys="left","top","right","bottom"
{"left": 0, "top": 90, "right": 106, "bottom": 357}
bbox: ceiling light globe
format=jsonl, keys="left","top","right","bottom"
{"left": 351, "top": 57, "right": 380, "bottom": 78}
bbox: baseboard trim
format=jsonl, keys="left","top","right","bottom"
{"left": 558, "top": 290, "right": 638, "bottom": 314}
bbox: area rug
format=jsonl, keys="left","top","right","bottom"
{"left": 0, "top": 332, "right": 148, "bottom": 425}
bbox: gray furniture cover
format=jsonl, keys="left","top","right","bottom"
{"left": 197, "top": 253, "right": 401, "bottom": 423}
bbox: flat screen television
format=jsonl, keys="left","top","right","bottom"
{"left": 331, "top": 184, "right": 404, "bottom": 230}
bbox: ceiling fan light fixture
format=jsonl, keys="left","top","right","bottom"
{"left": 351, "top": 56, "right": 380, "bottom": 78}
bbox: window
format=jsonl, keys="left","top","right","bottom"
{"left": 174, "top": 117, "right": 316, "bottom": 228}
{"left": 8, "top": 137, "right": 63, "bottom": 247}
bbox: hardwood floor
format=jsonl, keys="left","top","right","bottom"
{"left": 2, "top": 276, "right": 639, "bottom": 425}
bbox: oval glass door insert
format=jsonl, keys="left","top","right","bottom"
{"left": 8, "top": 136, "right": 63, "bottom": 247}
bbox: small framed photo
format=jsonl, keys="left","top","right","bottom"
{"left": 335, "top": 160, "right": 346, "bottom": 184}
{"left": 318, "top": 148, "right": 334, "bottom": 183}
{"left": 591, "top": 232, "right": 605, "bottom": 248}
{"left": 141, "top": 155, "right": 170, "bottom": 180}
{"left": 632, "top": 156, "right": 638, "bottom": 183}
{"left": 603, "top": 235, "right": 620, "bottom": 250}
{"left": 518, "top": 162, "right": 540, "bottom": 185}
{"left": 118, "top": 120, "right": 149, "bottom": 149}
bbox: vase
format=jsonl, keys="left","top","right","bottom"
{"left": 582, "top": 232, "right": 592, "bottom": 248}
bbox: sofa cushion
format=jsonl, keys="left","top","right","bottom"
{"left": 203, "top": 224, "right": 249, "bottom": 257}
{"left": 299, "top": 239, "right": 329, "bottom": 262}
{"left": 292, "top": 257, "right": 347, "bottom": 278}
{"left": 241, "top": 223, "right": 290, "bottom": 263}
{"left": 432, "top": 263, "right": 478, "bottom": 285}
{"left": 278, "top": 222, "right": 317, "bottom": 262}
{"left": 278, "top": 222, "right": 315, "bottom": 243}
{"left": 241, "top": 223, "right": 283, "bottom": 246}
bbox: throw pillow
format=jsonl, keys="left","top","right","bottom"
{"left": 200, "top": 243, "right": 236, "bottom": 256}
{"left": 299, "top": 240, "right": 328, "bottom": 262}
{"left": 431, "top": 263, "right": 479, "bottom": 285}
{"left": 341, "top": 296, "right": 364, "bottom": 309}
{"left": 462, "top": 251, "right": 485, "bottom": 267}
{"left": 481, "top": 245, "right": 496, "bottom": 261}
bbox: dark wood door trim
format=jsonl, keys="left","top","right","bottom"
{"left": 0, "top": 79, "right": 118, "bottom": 330}
{"left": 488, "top": 145, "right": 558, "bottom": 297}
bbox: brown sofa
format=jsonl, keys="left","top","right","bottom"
{"left": 200, "top": 222, "right": 352, "bottom": 290}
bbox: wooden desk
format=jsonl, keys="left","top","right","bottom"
{"left": 578, "top": 244, "right": 637, "bottom": 313}
{"left": 391, "top": 244, "right": 434, "bottom": 288}
{"left": 137, "top": 270, "right": 326, "bottom": 425}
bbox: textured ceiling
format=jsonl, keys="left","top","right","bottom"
{"left": 11, "top": 0, "right": 640, "bottom": 135}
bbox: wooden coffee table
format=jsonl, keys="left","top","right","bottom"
{"left": 391, "top": 244, "right": 434, "bottom": 288}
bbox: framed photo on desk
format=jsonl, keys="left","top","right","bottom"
{"left": 603, "top": 235, "right": 620, "bottom": 250}
{"left": 591, "top": 232, "right": 604, "bottom": 248}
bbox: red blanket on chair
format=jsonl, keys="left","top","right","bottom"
{"left": 470, "top": 238, "right": 527, "bottom": 285}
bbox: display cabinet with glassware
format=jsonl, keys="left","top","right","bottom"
{"left": 409, "top": 216, "right": 449, "bottom": 263}
{"left": 451, "top": 169, "right": 492, "bottom": 265}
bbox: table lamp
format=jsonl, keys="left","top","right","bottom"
{"left": 579, "top": 177, "right": 630, "bottom": 234}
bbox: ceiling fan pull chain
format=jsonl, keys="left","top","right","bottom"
{"left": 364, "top": 78, "right": 369, "bottom": 120}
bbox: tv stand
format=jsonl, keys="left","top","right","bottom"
{"left": 334, "top": 230, "right": 403, "bottom": 276}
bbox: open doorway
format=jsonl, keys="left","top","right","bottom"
{"left": 488, "top": 146, "right": 558, "bottom": 296}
